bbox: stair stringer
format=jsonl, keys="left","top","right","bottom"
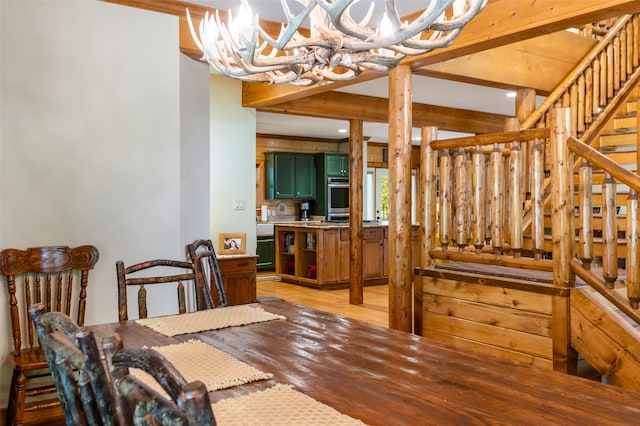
{"left": 570, "top": 287, "right": 640, "bottom": 392}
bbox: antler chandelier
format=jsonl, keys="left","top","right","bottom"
{"left": 187, "top": 0, "right": 487, "bottom": 86}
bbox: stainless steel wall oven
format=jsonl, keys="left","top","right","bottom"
{"left": 327, "top": 177, "right": 349, "bottom": 221}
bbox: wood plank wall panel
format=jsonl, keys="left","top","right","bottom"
{"left": 423, "top": 276, "right": 554, "bottom": 368}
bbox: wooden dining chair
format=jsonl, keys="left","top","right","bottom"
{"left": 29, "top": 303, "right": 119, "bottom": 426}
{"left": 0, "top": 245, "right": 100, "bottom": 426}
{"left": 186, "top": 239, "right": 227, "bottom": 308}
{"left": 102, "top": 334, "right": 216, "bottom": 426}
{"left": 116, "top": 259, "right": 203, "bottom": 321}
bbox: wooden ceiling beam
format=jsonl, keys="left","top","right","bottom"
{"left": 259, "top": 92, "right": 508, "bottom": 134}
{"left": 242, "top": 0, "right": 640, "bottom": 108}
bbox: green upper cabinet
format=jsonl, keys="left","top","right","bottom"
{"left": 325, "top": 154, "right": 349, "bottom": 177}
{"left": 265, "top": 152, "right": 316, "bottom": 200}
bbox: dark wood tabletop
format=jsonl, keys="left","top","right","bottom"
{"left": 90, "top": 300, "right": 640, "bottom": 425}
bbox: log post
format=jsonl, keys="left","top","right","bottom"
{"left": 416, "top": 126, "right": 438, "bottom": 335}
{"left": 349, "top": 119, "right": 364, "bottom": 305}
{"left": 388, "top": 64, "right": 413, "bottom": 332}
{"left": 602, "top": 172, "right": 618, "bottom": 288}
{"left": 549, "top": 107, "right": 576, "bottom": 374}
{"left": 578, "top": 160, "right": 594, "bottom": 270}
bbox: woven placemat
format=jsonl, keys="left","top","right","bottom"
{"left": 136, "top": 305, "right": 286, "bottom": 336}
{"left": 133, "top": 339, "right": 272, "bottom": 393}
{"left": 213, "top": 384, "right": 366, "bottom": 425}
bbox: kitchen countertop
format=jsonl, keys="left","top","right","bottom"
{"left": 272, "top": 221, "right": 386, "bottom": 229}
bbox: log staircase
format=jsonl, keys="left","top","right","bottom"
{"left": 414, "top": 14, "right": 640, "bottom": 392}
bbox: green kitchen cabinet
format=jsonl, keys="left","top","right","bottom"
{"left": 265, "top": 152, "right": 316, "bottom": 200}
{"left": 325, "top": 153, "right": 349, "bottom": 177}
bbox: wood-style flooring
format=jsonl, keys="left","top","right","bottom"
{"left": 256, "top": 275, "right": 389, "bottom": 328}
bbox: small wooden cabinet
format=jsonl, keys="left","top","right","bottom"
{"left": 217, "top": 255, "right": 257, "bottom": 305}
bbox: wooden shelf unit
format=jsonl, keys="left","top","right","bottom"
{"left": 274, "top": 224, "right": 400, "bottom": 289}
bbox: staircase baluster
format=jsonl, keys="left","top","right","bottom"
{"left": 570, "top": 84, "right": 579, "bottom": 137}
{"left": 626, "top": 190, "right": 640, "bottom": 308}
{"left": 490, "top": 144, "right": 504, "bottom": 254}
{"left": 531, "top": 138, "right": 545, "bottom": 260}
{"left": 439, "top": 149, "right": 452, "bottom": 251}
{"left": 578, "top": 160, "right": 594, "bottom": 270}
{"left": 592, "top": 58, "right": 601, "bottom": 115}
{"left": 621, "top": 29, "right": 628, "bottom": 82}
{"left": 484, "top": 152, "right": 492, "bottom": 249}
{"left": 602, "top": 172, "right": 619, "bottom": 288}
{"left": 607, "top": 43, "right": 614, "bottom": 99}
{"left": 504, "top": 118, "right": 522, "bottom": 258}
{"left": 472, "top": 146, "right": 486, "bottom": 254}
{"left": 632, "top": 16, "right": 639, "bottom": 68}
{"left": 614, "top": 34, "right": 622, "bottom": 91}
{"left": 585, "top": 67, "right": 593, "bottom": 124}
{"left": 578, "top": 74, "right": 586, "bottom": 134}
{"left": 454, "top": 149, "right": 470, "bottom": 252}
{"left": 600, "top": 50, "right": 608, "bottom": 106}
{"left": 503, "top": 150, "right": 511, "bottom": 252}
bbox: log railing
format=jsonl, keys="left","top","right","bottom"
{"left": 428, "top": 128, "right": 551, "bottom": 269}
{"left": 420, "top": 109, "right": 640, "bottom": 326}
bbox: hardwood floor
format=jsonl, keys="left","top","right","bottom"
{"left": 256, "top": 275, "right": 390, "bottom": 328}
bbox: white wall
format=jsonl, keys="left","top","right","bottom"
{"left": 180, "top": 55, "right": 211, "bottom": 246}
{"left": 210, "top": 75, "right": 257, "bottom": 254}
{"left": 0, "top": 1, "right": 212, "bottom": 407}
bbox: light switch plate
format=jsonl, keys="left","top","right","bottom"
{"left": 234, "top": 197, "right": 246, "bottom": 210}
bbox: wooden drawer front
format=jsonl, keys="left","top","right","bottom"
{"left": 364, "top": 227, "right": 384, "bottom": 240}
{"left": 219, "top": 256, "right": 257, "bottom": 273}
{"left": 340, "top": 229, "right": 350, "bottom": 241}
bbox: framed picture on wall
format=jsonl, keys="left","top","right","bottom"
{"left": 219, "top": 233, "right": 246, "bottom": 255}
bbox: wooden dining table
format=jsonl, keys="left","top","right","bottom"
{"left": 90, "top": 300, "right": 640, "bottom": 425}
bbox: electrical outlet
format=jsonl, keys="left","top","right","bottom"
{"left": 234, "top": 197, "right": 246, "bottom": 210}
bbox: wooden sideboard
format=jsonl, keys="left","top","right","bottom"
{"left": 217, "top": 254, "right": 257, "bottom": 305}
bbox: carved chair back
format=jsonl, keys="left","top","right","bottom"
{"left": 102, "top": 334, "right": 216, "bottom": 425}
{"left": 116, "top": 259, "right": 197, "bottom": 321}
{"left": 0, "top": 245, "right": 99, "bottom": 425}
{"left": 0, "top": 245, "right": 100, "bottom": 353}
{"left": 186, "top": 239, "right": 227, "bottom": 308}
{"left": 29, "top": 303, "right": 119, "bottom": 426}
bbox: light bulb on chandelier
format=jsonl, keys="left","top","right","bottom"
{"left": 187, "top": 0, "right": 487, "bottom": 86}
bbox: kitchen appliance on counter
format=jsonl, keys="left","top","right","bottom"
{"left": 300, "top": 201, "right": 310, "bottom": 221}
{"left": 327, "top": 177, "right": 349, "bottom": 222}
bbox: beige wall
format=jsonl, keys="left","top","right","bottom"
{"left": 210, "top": 75, "right": 257, "bottom": 254}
